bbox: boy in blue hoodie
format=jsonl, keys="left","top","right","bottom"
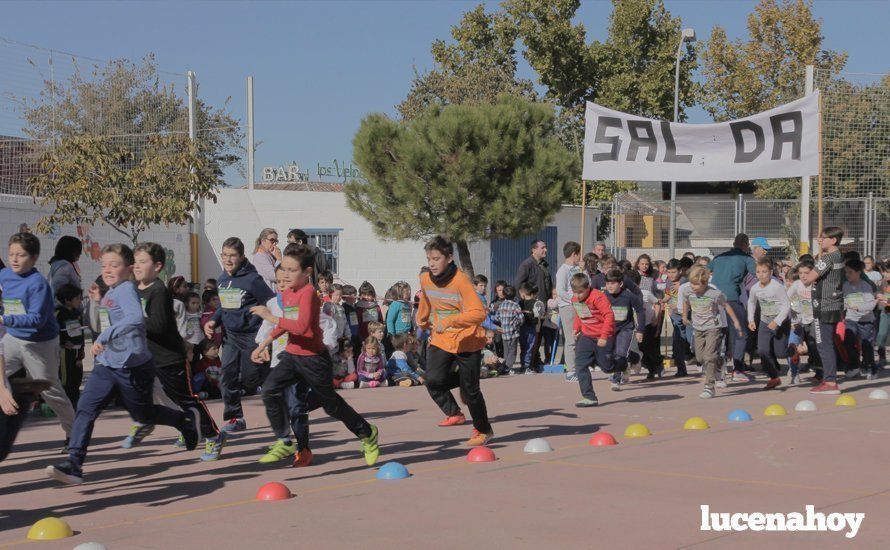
{"left": 46, "top": 244, "right": 198, "bottom": 485}
{"left": 203, "top": 237, "right": 275, "bottom": 433}
{"left": 1, "top": 232, "right": 75, "bottom": 446}
{"left": 603, "top": 269, "right": 646, "bottom": 391}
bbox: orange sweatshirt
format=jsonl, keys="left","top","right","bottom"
{"left": 416, "top": 270, "right": 486, "bottom": 354}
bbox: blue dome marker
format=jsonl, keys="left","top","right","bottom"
{"left": 727, "top": 409, "right": 753, "bottom": 422}
{"left": 375, "top": 462, "right": 410, "bottom": 480}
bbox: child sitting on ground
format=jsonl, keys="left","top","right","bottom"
{"left": 386, "top": 333, "right": 424, "bottom": 386}
{"left": 357, "top": 337, "right": 389, "bottom": 388}
{"left": 333, "top": 341, "right": 358, "bottom": 389}
{"left": 481, "top": 329, "right": 505, "bottom": 378}
{"left": 367, "top": 321, "right": 389, "bottom": 360}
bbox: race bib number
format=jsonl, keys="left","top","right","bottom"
{"left": 573, "top": 302, "right": 593, "bottom": 319}
{"left": 274, "top": 334, "right": 288, "bottom": 351}
{"left": 283, "top": 306, "right": 299, "bottom": 320}
{"left": 844, "top": 293, "right": 864, "bottom": 309}
{"left": 186, "top": 316, "right": 201, "bottom": 336}
{"left": 688, "top": 295, "right": 713, "bottom": 314}
{"left": 140, "top": 297, "right": 148, "bottom": 317}
{"left": 760, "top": 299, "right": 779, "bottom": 318}
{"left": 218, "top": 288, "right": 242, "bottom": 309}
{"left": 65, "top": 320, "right": 83, "bottom": 337}
{"left": 99, "top": 307, "right": 111, "bottom": 331}
{"left": 362, "top": 308, "right": 378, "bottom": 323}
{"left": 2, "top": 299, "right": 25, "bottom": 316}
{"left": 612, "top": 306, "right": 629, "bottom": 322}
{"left": 801, "top": 300, "right": 814, "bottom": 318}
{"left": 349, "top": 312, "right": 359, "bottom": 326}
{"left": 400, "top": 308, "right": 412, "bottom": 325}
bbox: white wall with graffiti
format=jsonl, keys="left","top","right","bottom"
{"left": 0, "top": 196, "right": 191, "bottom": 288}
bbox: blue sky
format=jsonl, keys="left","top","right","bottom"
{"left": 1, "top": 0, "right": 887, "bottom": 186}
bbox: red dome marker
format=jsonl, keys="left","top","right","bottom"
{"left": 466, "top": 446, "right": 496, "bottom": 462}
{"left": 255, "top": 482, "right": 293, "bottom": 501}
{"left": 588, "top": 432, "right": 618, "bottom": 446}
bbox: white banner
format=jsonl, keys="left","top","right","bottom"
{"left": 582, "top": 92, "right": 819, "bottom": 182}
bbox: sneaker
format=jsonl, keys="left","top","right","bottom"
{"left": 361, "top": 425, "right": 380, "bottom": 466}
{"left": 293, "top": 449, "right": 313, "bottom": 468}
{"left": 399, "top": 379, "right": 413, "bottom": 387}
{"left": 437, "top": 413, "right": 466, "bottom": 427}
{"left": 790, "top": 374, "right": 801, "bottom": 385}
{"left": 716, "top": 379, "right": 727, "bottom": 389}
{"left": 174, "top": 434, "right": 186, "bottom": 448}
{"left": 810, "top": 381, "right": 841, "bottom": 395}
{"left": 46, "top": 461, "right": 83, "bottom": 485}
{"left": 845, "top": 368, "right": 861, "bottom": 379}
{"left": 122, "top": 423, "right": 155, "bottom": 449}
{"left": 61, "top": 438, "right": 69, "bottom": 454}
{"left": 673, "top": 369, "right": 688, "bottom": 378}
{"left": 763, "top": 377, "right": 781, "bottom": 391}
{"left": 509, "top": 368, "right": 522, "bottom": 376}
{"left": 629, "top": 362, "right": 641, "bottom": 375}
{"left": 465, "top": 428, "right": 494, "bottom": 447}
{"left": 523, "top": 368, "right": 536, "bottom": 375}
{"left": 221, "top": 417, "right": 247, "bottom": 433}
{"left": 258, "top": 439, "right": 296, "bottom": 464}
{"left": 200, "top": 431, "right": 227, "bottom": 462}
{"left": 620, "top": 372, "right": 630, "bottom": 384}
{"left": 565, "top": 371, "right": 579, "bottom": 383}
{"left": 733, "top": 370, "right": 756, "bottom": 382}
{"left": 699, "top": 387, "right": 715, "bottom": 399}
{"left": 180, "top": 408, "right": 200, "bottom": 451}
{"left": 610, "top": 380, "right": 621, "bottom": 391}
{"left": 575, "top": 398, "right": 599, "bottom": 408}
{"left": 867, "top": 373, "right": 877, "bottom": 381}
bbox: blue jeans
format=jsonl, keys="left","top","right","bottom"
{"left": 68, "top": 362, "right": 186, "bottom": 469}
{"left": 519, "top": 324, "right": 539, "bottom": 369}
{"left": 574, "top": 335, "right": 615, "bottom": 401}
{"left": 613, "top": 327, "right": 635, "bottom": 374}
{"left": 725, "top": 300, "right": 749, "bottom": 372}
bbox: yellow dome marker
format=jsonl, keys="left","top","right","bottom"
{"left": 835, "top": 395, "right": 857, "bottom": 407}
{"left": 683, "top": 416, "right": 709, "bottom": 430}
{"left": 27, "top": 517, "right": 73, "bottom": 541}
{"left": 624, "top": 423, "right": 652, "bottom": 438}
{"left": 764, "top": 404, "right": 787, "bottom": 417}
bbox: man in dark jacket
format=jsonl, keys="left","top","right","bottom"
{"left": 708, "top": 233, "right": 757, "bottom": 376}
{"left": 515, "top": 240, "right": 552, "bottom": 302}
{"left": 287, "top": 229, "right": 328, "bottom": 285}
{"left": 514, "top": 240, "right": 552, "bottom": 368}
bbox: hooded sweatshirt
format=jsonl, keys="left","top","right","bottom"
{"left": 138, "top": 279, "right": 187, "bottom": 367}
{"left": 95, "top": 281, "right": 152, "bottom": 369}
{"left": 211, "top": 260, "right": 275, "bottom": 336}
{"left": 1, "top": 267, "right": 59, "bottom": 342}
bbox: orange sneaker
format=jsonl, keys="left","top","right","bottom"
{"left": 437, "top": 413, "right": 466, "bottom": 427}
{"left": 465, "top": 428, "right": 494, "bottom": 447}
{"left": 293, "top": 449, "right": 313, "bottom": 467}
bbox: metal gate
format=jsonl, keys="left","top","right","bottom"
{"left": 490, "top": 226, "right": 558, "bottom": 294}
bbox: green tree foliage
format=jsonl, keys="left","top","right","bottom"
{"left": 397, "top": 5, "right": 535, "bottom": 120}
{"left": 30, "top": 134, "right": 221, "bottom": 244}
{"left": 348, "top": 96, "right": 578, "bottom": 276}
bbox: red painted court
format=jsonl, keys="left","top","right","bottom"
{"left": 2, "top": 370, "right": 889, "bottom": 548}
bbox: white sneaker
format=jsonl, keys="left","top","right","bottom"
{"left": 630, "top": 362, "right": 642, "bottom": 375}
{"left": 716, "top": 379, "right": 727, "bottom": 389}
{"left": 846, "top": 368, "right": 861, "bottom": 379}
{"left": 867, "top": 373, "right": 877, "bottom": 381}
{"left": 620, "top": 372, "right": 630, "bottom": 384}
{"left": 699, "top": 387, "right": 715, "bottom": 399}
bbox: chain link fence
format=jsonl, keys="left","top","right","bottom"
{"left": 0, "top": 36, "right": 244, "bottom": 199}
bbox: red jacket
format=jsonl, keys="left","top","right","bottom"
{"left": 270, "top": 283, "right": 325, "bottom": 356}
{"left": 572, "top": 289, "right": 615, "bottom": 340}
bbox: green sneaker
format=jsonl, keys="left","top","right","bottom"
{"left": 122, "top": 423, "right": 155, "bottom": 449}
{"left": 258, "top": 439, "right": 296, "bottom": 464}
{"left": 575, "top": 398, "right": 599, "bottom": 408}
{"left": 361, "top": 424, "right": 380, "bottom": 466}
{"left": 174, "top": 434, "right": 186, "bottom": 448}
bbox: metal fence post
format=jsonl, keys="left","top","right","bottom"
{"left": 187, "top": 70, "right": 200, "bottom": 283}
{"left": 800, "top": 65, "right": 814, "bottom": 255}
{"left": 247, "top": 75, "right": 255, "bottom": 190}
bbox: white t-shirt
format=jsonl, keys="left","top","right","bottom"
{"left": 747, "top": 279, "right": 791, "bottom": 325}
{"left": 256, "top": 296, "right": 287, "bottom": 368}
{"left": 786, "top": 280, "right": 815, "bottom": 325}
{"left": 641, "top": 289, "right": 659, "bottom": 326}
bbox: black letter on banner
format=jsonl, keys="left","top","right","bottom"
{"left": 770, "top": 111, "right": 803, "bottom": 160}
{"left": 591, "top": 116, "right": 623, "bottom": 162}
{"left": 660, "top": 121, "right": 692, "bottom": 163}
{"left": 730, "top": 121, "right": 765, "bottom": 163}
{"left": 627, "top": 120, "right": 658, "bottom": 162}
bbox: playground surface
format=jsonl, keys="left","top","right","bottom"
{"left": 2, "top": 370, "right": 889, "bottom": 549}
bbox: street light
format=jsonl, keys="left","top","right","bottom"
{"left": 668, "top": 27, "right": 695, "bottom": 259}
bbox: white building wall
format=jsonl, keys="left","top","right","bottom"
{"left": 0, "top": 195, "right": 191, "bottom": 287}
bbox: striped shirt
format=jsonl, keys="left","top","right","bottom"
{"left": 813, "top": 250, "right": 845, "bottom": 323}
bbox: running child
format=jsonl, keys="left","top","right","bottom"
{"left": 125, "top": 243, "right": 220, "bottom": 459}
{"left": 47, "top": 244, "right": 198, "bottom": 485}
{"left": 570, "top": 273, "right": 615, "bottom": 407}
{"left": 250, "top": 244, "right": 379, "bottom": 467}
{"left": 681, "top": 266, "right": 744, "bottom": 398}
{"left": 416, "top": 236, "right": 493, "bottom": 446}
{"left": 203, "top": 237, "right": 275, "bottom": 432}
{"left": 788, "top": 260, "right": 822, "bottom": 382}
{"left": 747, "top": 258, "right": 790, "bottom": 391}
{"left": 1, "top": 232, "right": 75, "bottom": 446}
{"left": 603, "top": 268, "right": 645, "bottom": 391}
{"left": 662, "top": 259, "right": 690, "bottom": 377}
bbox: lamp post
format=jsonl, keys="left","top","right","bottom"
{"left": 668, "top": 27, "right": 695, "bottom": 259}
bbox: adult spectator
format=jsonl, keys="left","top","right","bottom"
{"left": 592, "top": 241, "right": 606, "bottom": 259}
{"left": 708, "top": 233, "right": 757, "bottom": 375}
{"left": 287, "top": 229, "right": 328, "bottom": 283}
{"left": 48, "top": 236, "right": 83, "bottom": 294}
{"left": 515, "top": 240, "right": 552, "bottom": 302}
{"left": 252, "top": 228, "right": 280, "bottom": 289}
{"left": 750, "top": 237, "right": 771, "bottom": 260}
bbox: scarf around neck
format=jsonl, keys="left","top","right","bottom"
{"left": 430, "top": 262, "right": 458, "bottom": 287}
